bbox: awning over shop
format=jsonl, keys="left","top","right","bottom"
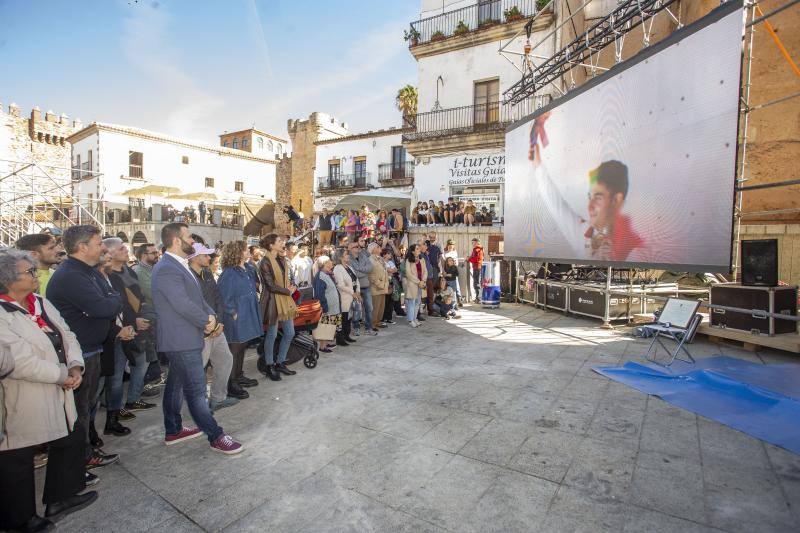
{"left": 335, "top": 189, "right": 412, "bottom": 212}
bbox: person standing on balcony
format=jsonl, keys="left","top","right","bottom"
{"left": 316, "top": 208, "right": 334, "bottom": 246}
{"left": 345, "top": 210, "right": 359, "bottom": 239}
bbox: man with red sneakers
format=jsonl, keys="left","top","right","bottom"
{"left": 151, "top": 223, "right": 243, "bottom": 454}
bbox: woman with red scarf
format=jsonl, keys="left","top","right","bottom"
{"left": 0, "top": 249, "right": 98, "bottom": 532}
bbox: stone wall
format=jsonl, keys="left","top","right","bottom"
{"left": 0, "top": 103, "right": 82, "bottom": 241}
{"left": 0, "top": 103, "right": 80, "bottom": 180}
{"left": 274, "top": 113, "right": 348, "bottom": 233}
{"left": 274, "top": 153, "right": 293, "bottom": 235}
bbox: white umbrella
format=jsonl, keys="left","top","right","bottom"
{"left": 335, "top": 189, "right": 412, "bottom": 212}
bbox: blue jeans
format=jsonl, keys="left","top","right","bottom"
{"left": 446, "top": 280, "right": 461, "bottom": 309}
{"left": 405, "top": 297, "right": 420, "bottom": 323}
{"left": 433, "top": 301, "right": 453, "bottom": 316}
{"left": 106, "top": 340, "right": 148, "bottom": 410}
{"left": 264, "top": 320, "right": 295, "bottom": 365}
{"left": 162, "top": 349, "right": 223, "bottom": 442}
{"left": 360, "top": 287, "right": 374, "bottom": 331}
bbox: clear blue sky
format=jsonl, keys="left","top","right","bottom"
{"left": 0, "top": 0, "right": 419, "bottom": 144}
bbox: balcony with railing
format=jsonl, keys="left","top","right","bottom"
{"left": 71, "top": 161, "right": 93, "bottom": 181}
{"left": 407, "top": 0, "right": 551, "bottom": 48}
{"left": 318, "top": 173, "right": 371, "bottom": 195}
{"left": 378, "top": 162, "right": 415, "bottom": 187}
{"left": 128, "top": 164, "right": 144, "bottom": 180}
{"left": 402, "top": 94, "right": 552, "bottom": 143}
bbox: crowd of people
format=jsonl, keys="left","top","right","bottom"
{"left": 412, "top": 198, "right": 497, "bottom": 227}
{"left": 0, "top": 222, "right": 486, "bottom": 531}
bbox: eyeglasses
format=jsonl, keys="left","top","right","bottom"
{"left": 19, "top": 267, "right": 37, "bottom": 278}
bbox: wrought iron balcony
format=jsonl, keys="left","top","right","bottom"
{"left": 318, "top": 173, "right": 370, "bottom": 192}
{"left": 402, "top": 95, "right": 551, "bottom": 142}
{"left": 408, "top": 0, "right": 546, "bottom": 47}
{"left": 378, "top": 162, "right": 415, "bottom": 184}
{"left": 71, "top": 161, "right": 93, "bottom": 180}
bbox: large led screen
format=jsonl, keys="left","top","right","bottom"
{"left": 504, "top": 1, "right": 743, "bottom": 272}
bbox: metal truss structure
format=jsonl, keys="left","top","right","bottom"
{"left": 502, "top": 0, "right": 682, "bottom": 105}
{"left": 0, "top": 158, "right": 104, "bottom": 246}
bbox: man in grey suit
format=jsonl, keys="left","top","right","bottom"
{"left": 151, "top": 223, "right": 243, "bottom": 454}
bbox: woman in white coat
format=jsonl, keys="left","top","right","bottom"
{"left": 0, "top": 249, "right": 98, "bottom": 532}
{"left": 334, "top": 251, "right": 360, "bottom": 344}
{"left": 403, "top": 244, "right": 427, "bottom": 328}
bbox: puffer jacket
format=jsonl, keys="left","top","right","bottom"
{"left": 0, "top": 295, "right": 84, "bottom": 451}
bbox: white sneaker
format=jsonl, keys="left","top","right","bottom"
{"left": 413, "top": 320, "right": 421, "bottom": 327}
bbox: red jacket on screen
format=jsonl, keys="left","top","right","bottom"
{"left": 468, "top": 245, "right": 484, "bottom": 269}
{"left": 584, "top": 214, "right": 643, "bottom": 261}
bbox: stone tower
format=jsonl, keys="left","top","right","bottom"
{"left": 275, "top": 113, "right": 347, "bottom": 234}
{"left": 0, "top": 103, "right": 81, "bottom": 181}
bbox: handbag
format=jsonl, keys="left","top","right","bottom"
{"left": 312, "top": 322, "right": 336, "bottom": 341}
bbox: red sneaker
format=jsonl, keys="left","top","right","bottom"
{"left": 210, "top": 434, "right": 244, "bottom": 455}
{"left": 164, "top": 427, "right": 203, "bottom": 446}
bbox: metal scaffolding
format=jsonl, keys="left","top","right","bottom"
{"left": 0, "top": 157, "right": 105, "bottom": 246}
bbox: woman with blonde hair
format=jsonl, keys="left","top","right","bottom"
{"left": 217, "top": 241, "right": 262, "bottom": 390}
{"left": 258, "top": 234, "right": 298, "bottom": 381}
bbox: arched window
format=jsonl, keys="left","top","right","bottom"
{"left": 257, "top": 137, "right": 264, "bottom": 149}
{"left": 277, "top": 143, "right": 283, "bottom": 156}
{"left": 267, "top": 140, "right": 274, "bottom": 152}
{"left": 223, "top": 140, "right": 229, "bottom": 147}
{"left": 242, "top": 138, "right": 249, "bottom": 149}
{"left": 232, "top": 137, "right": 239, "bottom": 149}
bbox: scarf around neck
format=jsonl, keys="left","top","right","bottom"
{"left": 267, "top": 251, "right": 297, "bottom": 322}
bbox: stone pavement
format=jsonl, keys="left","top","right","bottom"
{"left": 43, "top": 304, "right": 800, "bottom": 532}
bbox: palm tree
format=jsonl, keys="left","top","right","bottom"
{"left": 396, "top": 85, "right": 418, "bottom": 128}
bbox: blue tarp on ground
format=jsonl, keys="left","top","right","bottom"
{"left": 593, "top": 356, "right": 800, "bottom": 454}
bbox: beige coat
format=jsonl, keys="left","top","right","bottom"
{"left": 403, "top": 259, "right": 428, "bottom": 300}
{"left": 0, "top": 295, "right": 83, "bottom": 451}
{"left": 334, "top": 264, "right": 360, "bottom": 312}
{"left": 368, "top": 255, "right": 389, "bottom": 296}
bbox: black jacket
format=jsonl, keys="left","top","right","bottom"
{"left": 47, "top": 257, "right": 123, "bottom": 356}
{"left": 193, "top": 267, "right": 224, "bottom": 316}
{"left": 444, "top": 264, "right": 459, "bottom": 282}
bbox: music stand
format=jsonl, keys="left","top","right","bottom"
{"left": 643, "top": 298, "right": 702, "bottom": 366}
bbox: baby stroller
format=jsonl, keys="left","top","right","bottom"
{"left": 257, "top": 299, "right": 322, "bottom": 371}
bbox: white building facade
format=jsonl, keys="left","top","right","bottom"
{"left": 312, "top": 128, "right": 413, "bottom": 212}
{"left": 404, "top": 0, "right": 557, "bottom": 219}
{"left": 69, "top": 123, "right": 278, "bottom": 215}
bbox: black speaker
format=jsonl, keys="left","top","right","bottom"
{"left": 741, "top": 239, "right": 778, "bottom": 287}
